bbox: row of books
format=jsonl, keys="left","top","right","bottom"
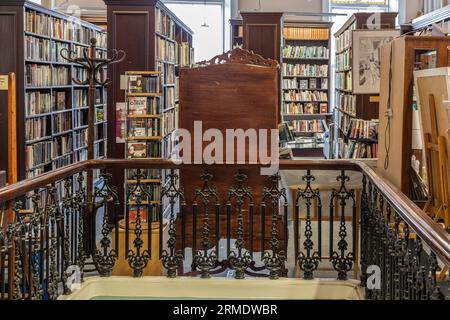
{"left": 283, "top": 78, "right": 328, "bottom": 90}
{"left": 26, "top": 91, "right": 52, "bottom": 116}
{"left": 74, "top": 129, "right": 88, "bottom": 150}
{"left": 127, "top": 141, "right": 162, "bottom": 159}
{"left": 335, "top": 92, "right": 356, "bottom": 116}
{"left": 75, "top": 90, "right": 87, "bottom": 108}
{"left": 344, "top": 141, "right": 378, "bottom": 159}
{"left": 165, "top": 87, "right": 176, "bottom": 110}
{"left": 129, "top": 97, "right": 161, "bottom": 115}
{"left": 53, "top": 154, "right": 71, "bottom": 169}
{"left": 283, "top": 27, "right": 329, "bottom": 40}
{"left": 25, "top": 36, "right": 50, "bottom": 61}
{"left": 25, "top": 10, "right": 51, "bottom": 36}
{"left": 53, "top": 112, "right": 72, "bottom": 134}
{"left": 25, "top": 64, "right": 70, "bottom": 87}
{"left": 25, "top": 10, "right": 106, "bottom": 47}
{"left": 177, "top": 42, "right": 194, "bottom": 67}
{"left": 163, "top": 107, "right": 179, "bottom": 137}
{"left": 74, "top": 67, "right": 89, "bottom": 83}
{"left": 53, "top": 135, "right": 72, "bottom": 158}
{"left": 156, "top": 37, "right": 176, "bottom": 63}
{"left": 284, "top": 90, "right": 328, "bottom": 102}
{"left": 283, "top": 103, "right": 328, "bottom": 115}
{"left": 336, "top": 50, "right": 352, "bottom": 71}
{"left": 128, "top": 119, "right": 161, "bottom": 137}
{"left": 73, "top": 149, "right": 87, "bottom": 162}
{"left": 163, "top": 63, "right": 175, "bottom": 84}
{"left": 155, "top": 8, "right": 176, "bottom": 40}
{"left": 335, "top": 71, "right": 353, "bottom": 91}
{"left": 51, "top": 17, "right": 71, "bottom": 41}
{"left": 27, "top": 167, "right": 45, "bottom": 179}
{"left": 346, "top": 119, "right": 379, "bottom": 141}
{"left": 74, "top": 109, "right": 88, "bottom": 128}
{"left": 336, "top": 22, "right": 356, "bottom": 53}
{"left": 282, "top": 63, "right": 328, "bottom": 77}
{"left": 26, "top": 117, "right": 50, "bottom": 142}
{"left": 26, "top": 141, "right": 52, "bottom": 168}
{"left": 283, "top": 45, "right": 329, "bottom": 59}
{"left": 289, "top": 119, "right": 328, "bottom": 133}
{"left": 128, "top": 75, "right": 160, "bottom": 94}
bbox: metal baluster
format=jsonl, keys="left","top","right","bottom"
{"left": 296, "top": 170, "right": 321, "bottom": 280}
{"left": 429, "top": 252, "right": 445, "bottom": 300}
{"left": 330, "top": 170, "right": 354, "bottom": 281}
{"left": 192, "top": 171, "right": 219, "bottom": 279}
{"left": 126, "top": 169, "right": 151, "bottom": 277}
{"left": 227, "top": 171, "right": 253, "bottom": 280}
{"left": 262, "top": 174, "right": 287, "bottom": 280}
{"left": 160, "top": 170, "right": 184, "bottom": 278}
{"left": 92, "top": 172, "right": 118, "bottom": 277}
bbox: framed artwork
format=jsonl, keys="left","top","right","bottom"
{"left": 352, "top": 29, "right": 400, "bottom": 94}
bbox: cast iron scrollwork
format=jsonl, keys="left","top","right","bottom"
{"left": 73, "top": 173, "right": 87, "bottom": 279}
{"left": 227, "top": 171, "right": 253, "bottom": 280}
{"left": 330, "top": 170, "right": 355, "bottom": 281}
{"left": 126, "top": 169, "right": 151, "bottom": 277}
{"left": 296, "top": 170, "right": 321, "bottom": 280}
{"left": 160, "top": 171, "right": 185, "bottom": 278}
{"left": 192, "top": 171, "right": 219, "bottom": 279}
{"left": 93, "top": 172, "right": 119, "bottom": 277}
{"left": 262, "top": 174, "right": 287, "bottom": 280}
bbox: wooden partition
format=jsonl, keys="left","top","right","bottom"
{"left": 178, "top": 48, "right": 281, "bottom": 252}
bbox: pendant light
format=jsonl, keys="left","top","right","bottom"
{"left": 201, "top": 0, "right": 210, "bottom": 28}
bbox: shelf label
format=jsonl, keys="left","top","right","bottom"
{"left": 369, "top": 96, "right": 380, "bottom": 103}
{"left": 0, "top": 75, "right": 8, "bottom": 90}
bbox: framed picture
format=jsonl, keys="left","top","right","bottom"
{"left": 352, "top": 29, "right": 400, "bottom": 94}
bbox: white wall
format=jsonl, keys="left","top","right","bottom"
{"left": 237, "top": 0, "right": 325, "bottom": 21}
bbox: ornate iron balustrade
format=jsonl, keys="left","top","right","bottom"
{"left": 0, "top": 159, "right": 448, "bottom": 300}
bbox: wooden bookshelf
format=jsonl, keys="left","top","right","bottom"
{"left": 124, "top": 71, "right": 162, "bottom": 223}
{"left": 332, "top": 12, "right": 398, "bottom": 160}
{"left": 0, "top": 0, "right": 107, "bottom": 181}
{"left": 103, "top": 0, "right": 193, "bottom": 218}
{"left": 281, "top": 21, "right": 333, "bottom": 158}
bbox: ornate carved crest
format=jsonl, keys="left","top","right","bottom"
{"left": 197, "top": 48, "right": 279, "bottom": 69}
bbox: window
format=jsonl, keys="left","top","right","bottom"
{"left": 165, "top": 1, "right": 224, "bottom": 62}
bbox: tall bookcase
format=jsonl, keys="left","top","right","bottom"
{"left": 332, "top": 13, "right": 398, "bottom": 160}
{"left": 124, "top": 71, "right": 162, "bottom": 223}
{"left": 0, "top": 0, "right": 107, "bottom": 181}
{"left": 104, "top": 0, "right": 193, "bottom": 216}
{"left": 281, "top": 21, "right": 333, "bottom": 158}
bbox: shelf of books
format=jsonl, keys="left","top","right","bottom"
{"left": 0, "top": 1, "right": 108, "bottom": 181}
{"left": 230, "top": 19, "right": 243, "bottom": 48}
{"left": 125, "top": 72, "right": 162, "bottom": 223}
{"left": 281, "top": 22, "right": 332, "bottom": 157}
{"left": 332, "top": 13, "right": 398, "bottom": 160}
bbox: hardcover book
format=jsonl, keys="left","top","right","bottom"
{"left": 127, "top": 142, "right": 147, "bottom": 158}
{"left": 129, "top": 97, "right": 148, "bottom": 115}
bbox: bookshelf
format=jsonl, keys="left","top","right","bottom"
{"left": 103, "top": 0, "right": 193, "bottom": 218}
{"left": 281, "top": 22, "right": 333, "bottom": 158}
{"left": 0, "top": 0, "right": 107, "bottom": 180}
{"left": 332, "top": 13, "right": 398, "bottom": 160}
{"left": 230, "top": 19, "right": 243, "bottom": 48}
{"left": 124, "top": 71, "right": 162, "bottom": 223}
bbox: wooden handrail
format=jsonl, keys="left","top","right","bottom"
{"left": 0, "top": 159, "right": 448, "bottom": 266}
